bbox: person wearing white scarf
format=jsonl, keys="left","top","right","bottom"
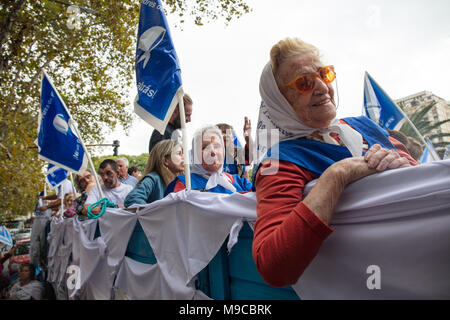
{"left": 164, "top": 125, "right": 253, "bottom": 195}
{"left": 252, "top": 37, "right": 416, "bottom": 289}
{"left": 190, "top": 125, "right": 238, "bottom": 192}
{"left": 256, "top": 62, "right": 364, "bottom": 162}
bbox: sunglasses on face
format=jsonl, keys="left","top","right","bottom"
{"left": 285, "top": 65, "right": 335, "bottom": 94}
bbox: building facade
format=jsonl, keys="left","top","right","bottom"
{"left": 395, "top": 91, "right": 450, "bottom": 148}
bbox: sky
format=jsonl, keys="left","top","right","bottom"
{"left": 101, "top": 0, "right": 450, "bottom": 157}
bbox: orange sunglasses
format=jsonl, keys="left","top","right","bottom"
{"left": 285, "top": 65, "right": 336, "bottom": 94}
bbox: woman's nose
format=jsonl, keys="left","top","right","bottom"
{"left": 313, "top": 76, "right": 329, "bottom": 95}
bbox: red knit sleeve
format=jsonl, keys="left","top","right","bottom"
{"left": 173, "top": 179, "right": 187, "bottom": 193}
{"left": 389, "top": 137, "right": 419, "bottom": 166}
{"left": 252, "top": 159, "right": 333, "bottom": 288}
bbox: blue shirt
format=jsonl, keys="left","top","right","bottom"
{"left": 119, "top": 174, "right": 138, "bottom": 188}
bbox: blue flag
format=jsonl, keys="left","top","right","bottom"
{"left": 134, "top": 0, "right": 183, "bottom": 134}
{"left": 46, "top": 163, "right": 68, "bottom": 189}
{"left": 0, "top": 225, "right": 13, "bottom": 247}
{"left": 232, "top": 129, "right": 242, "bottom": 148}
{"left": 420, "top": 138, "right": 440, "bottom": 163}
{"left": 363, "top": 72, "right": 405, "bottom": 130}
{"left": 35, "top": 71, "right": 88, "bottom": 174}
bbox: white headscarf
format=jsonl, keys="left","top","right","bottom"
{"left": 255, "top": 62, "right": 363, "bottom": 164}
{"left": 190, "top": 126, "right": 237, "bottom": 193}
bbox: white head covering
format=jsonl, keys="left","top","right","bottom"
{"left": 190, "top": 125, "right": 236, "bottom": 193}
{"left": 255, "top": 62, "right": 363, "bottom": 164}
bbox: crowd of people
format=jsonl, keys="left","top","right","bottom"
{"left": 2, "top": 36, "right": 430, "bottom": 299}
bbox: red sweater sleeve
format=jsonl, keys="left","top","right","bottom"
{"left": 252, "top": 160, "right": 333, "bottom": 288}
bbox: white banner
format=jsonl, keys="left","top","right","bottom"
{"left": 46, "top": 160, "right": 450, "bottom": 299}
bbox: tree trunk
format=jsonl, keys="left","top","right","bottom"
{"left": 0, "top": 0, "right": 27, "bottom": 74}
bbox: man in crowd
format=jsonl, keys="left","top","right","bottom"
{"left": 128, "top": 166, "right": 142, "bottom": 180}
{"left": 116, "top": 157, "right": 138, "bottom": 187}
{"left": 148, "top": 93, "right": 193, "bottom": 153}
{"left": 83, "top": 159, "right": 133, "bottom": 215}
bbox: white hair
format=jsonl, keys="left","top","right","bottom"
{"left": 116, "top": 157, "right": 129, "bottom": 167}
{"left": 191, "top": 125, "right": 224, "bottom": 165}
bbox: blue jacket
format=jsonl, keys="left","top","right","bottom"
{"left": 124, "top": 172, "right": 165, "bottom": 207}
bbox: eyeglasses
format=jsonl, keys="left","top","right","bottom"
{"left": 79, "top": 174, "right": 92, "bottom": 183}
{"left": 285, "top": 65, "right": 335, "bottom": 94}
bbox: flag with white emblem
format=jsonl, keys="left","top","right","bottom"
{"left": 134, "top": 0, "right": 183, "bottom": 134}
{"left": 45, "top": 163, "right": 69, "bottom": 189}
{"left": 35, "top": 70, "right": 88, "bottom": 174}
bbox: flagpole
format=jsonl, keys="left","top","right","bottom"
{"left": 60, "top": 183, "right": 64, "bottom": 218}
{"left": 177, "top": 90, "right": 191, "bottom": 190}
{"left": 69, "top": 172, "right": 76, "bottom": 195}
{"left": 70, "top": 123, "right": 104, "bottom": 198}
{"left": 392, "top": 102, "right": 440, "bottom": 161}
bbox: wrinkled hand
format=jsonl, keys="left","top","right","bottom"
{"left": 364, "top": 144, "right": 411, "bottom": 171}
{"left": 243, "top": 116, "right": 251, "bottom": 137}
{"left": 331, "top": 156, "right": 377, "bottom": 186}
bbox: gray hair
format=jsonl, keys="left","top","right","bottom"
{"left": 270, "top": 37, "right": 321, "bottom": 87}
{"left": 75, "top": 168, "right": 93, "bottom": 192}
{"left": 116, "top": 157, "right": 129, "bottom": 167}
{"left": 191, "top": 125, "right": 224, "bottom": 165}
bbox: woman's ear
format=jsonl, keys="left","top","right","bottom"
{"left": 163, "top": 156, "right": 170, "bottom": 167}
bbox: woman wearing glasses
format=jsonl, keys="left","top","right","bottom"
{"left": 252, "top": 38, "right": 417, "bottom": 288}
{"left": 73, "top": 168, "right": 96, "bottom": 217}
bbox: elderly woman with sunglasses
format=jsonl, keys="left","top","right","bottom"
{"left": 252, "top": 38, "right": 418, "bottom": 288}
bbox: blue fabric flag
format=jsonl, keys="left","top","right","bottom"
{"left": 134, "top": 0, "right": 183, "bottom": 134}
{"left": 35, "top": 71, "right": 88, "bottom": 174}
{"left": 232, "top": 129, "right": 242, "bottom": 148}
{"left": 46, "top": 163, "right": 68, "bottom": 189}
{"left": 420, "top": 138, "right": 440, "bottom": 163}
{"left": 0, "top": 225, "right": 13, "bottom": 247}
{"left": 363, "top": 72, "right": 405, "bottom": 130}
